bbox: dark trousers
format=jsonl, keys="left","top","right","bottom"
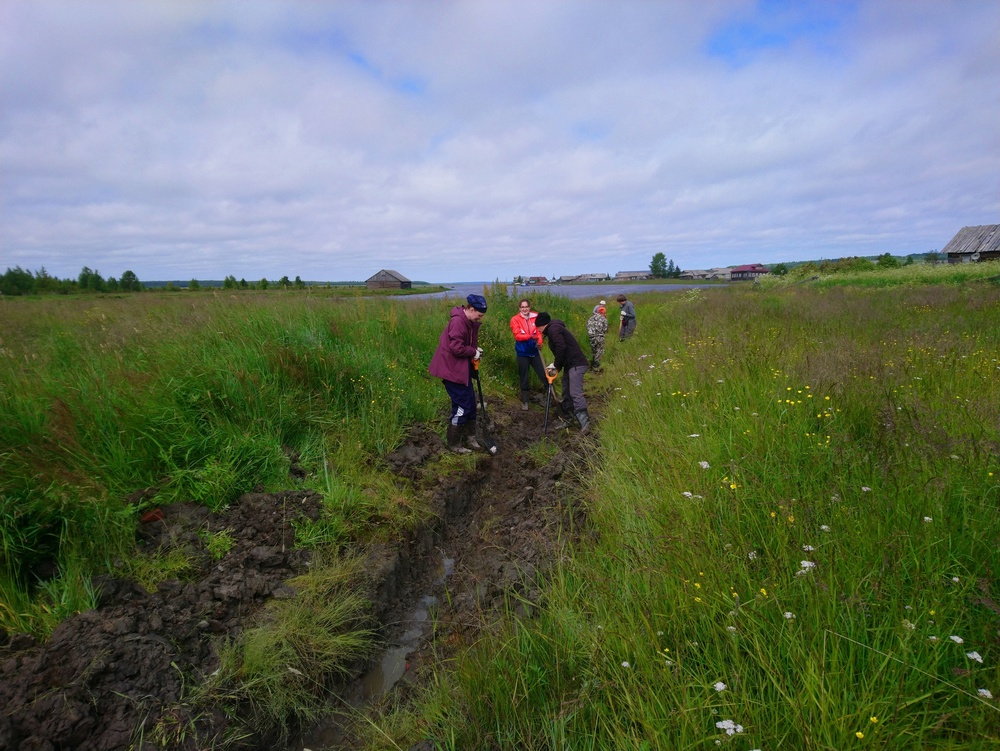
{"left": 517, "top": 353, "right": 547, "bottom": 393}
{"left": 561, "top": 364, "right": 588, "bottom": 414}
{"left": 443, "top": 379, "right": 476, "bottom": 425}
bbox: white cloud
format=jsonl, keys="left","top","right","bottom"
{"left": 1, "top": 0, "right": 997, "bottom": 282}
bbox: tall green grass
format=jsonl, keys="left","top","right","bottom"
{"left": 397, "top": 282, "right": 1000, "bottom": 749}
{"left": 0, "top": 292, "right": 467, "bottom": 636}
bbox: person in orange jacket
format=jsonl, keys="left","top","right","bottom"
{"left": 509, "top": 298, "right": 547, "bottom": 411}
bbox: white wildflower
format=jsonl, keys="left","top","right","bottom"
{"left": 902, "top": 620, "right": 915, "bottom": 630}
{"left": 726, "top": 626, "right": 737, "bottom": 633}
{"left": 967, "top": 651, "right": 983, "bottom": 663}
{"left": 783, "top": 612, "right": 796, "bottom": 620}
{"left": 803, "top": 545, "right": 815, "bottom": 552}
{"left": 952, "top": 577, "right": 960, "bottom": 583}
{"left": 747, "top": 551, "right": 757, "bottom": 560}
{"left": 699, "top": 461, "right": 710, "bottom": 469}
{"left": 978, "top": 688, "right": 993, "bottom": 699}
{"left": 682, "top": 491, "right": 693, "bottom": 497}
{"left": 950, "top": 635, "right": 964, "bottom": 644}
{"left": 621, "top": 661, "right": 630, "bottom": 668}
{"left": 929, "top": 635, "right": 939, "bottom": 641}
{"left": 715, "top": 719, "right": 744, "bottom": 735}
{"left": 861, "top": 486, "right": 871, "bottom": 492}
{"left": 689, "top": 433, "right": 700, "bottom": 438}
{"left": 820, "top": 524, "right": 831, "bottom": 532}
{"left": 713, "top": 681, "right": 727, "bottom": 692}
{"left": 923, "top": 516, "right": 932, "bottom": 523}
{"left": 287, "top": 667, "right": 303, "bottom": 676}
{"left": 800, "top": 560, "right": 817, "bottom": 570}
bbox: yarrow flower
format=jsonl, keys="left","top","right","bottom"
{"left": 715, "top": 719, "right": 744, "bottom": 736}
{"left": 820, "top": 524, "right": 831, "bottom": 532}
{"left": 713, "top": 681, "right": 727, "bottom": 692}
{"left": 950, "top": 635, "right": 964, "bottom": 644}
{"left": 621, "top": 661, "right": 630, "bottom": 668}
{"left": 861, "top": 486, "right": 871, "bottom": 492}
{"left": 967, "top": 651, "right": 983, "bottom": 663}
{"left": 748, "top": 551, "right": 758, "bottom": 560}
{"left": 928, "top": 635, "right": 939, "bottom": 642}
{"left": 978, "top": 688, "right": 993, "bottom": 699}
{"left": 784, "top": 611, "right": 796, "bottom": 620}
{"left": 923, "top": 516, "right": 933, "bottom": 523}
{"left": 803, "top": 545, "right": 815, "bottom": 552}
{"left": 699, "top": 461, "right": 710, "bottom": 469}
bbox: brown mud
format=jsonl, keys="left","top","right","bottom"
{"left": 0, "top": 392, "right": 593, "bottom": 751}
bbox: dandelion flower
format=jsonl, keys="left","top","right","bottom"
{"left": 978, "top": 688, "right": 993, "bottom": 699}
{"left": 713, "top": 681, "right": 727, "bottom": 692}
{"left": 699, "top": 461, "right": 710, "bottom": 469}
{"left": 950, "top": 635, "right": 964, "bottom": 644}
{"left": 967, "top": 651, "right": 983, "bottom": 663}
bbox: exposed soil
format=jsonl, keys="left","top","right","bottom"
{"left": 0, "top": 390, "right": 593, "bottom": 751}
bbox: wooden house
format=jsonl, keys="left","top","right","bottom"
{"left": 614, "top": 270, "right": 652, "bottom": 281}
{"left": 366, "top": 269, "right": 412, "bottom": 290}
{"left": 943, "top": 225, "right": 1000, "bottom": 264}
{"left": 730, "top": 264, "right": 770, "bottom": 281}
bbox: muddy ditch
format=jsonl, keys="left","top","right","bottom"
{"left": 0, "top": 394, "right": 593, "bottom": 751}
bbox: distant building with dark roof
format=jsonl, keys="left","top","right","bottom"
{"left": 366, "top": 269, "right": 412, "bottom": 290}
{"left": 730, "top": 264, "right": 770, "bottom": 281}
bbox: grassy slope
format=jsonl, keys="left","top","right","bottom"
{"left": 392, "top": 277, "right": 1000, "bottom": 749}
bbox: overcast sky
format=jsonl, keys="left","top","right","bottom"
{"left": 1, "top": 0, "right": 997, "bottom": 283}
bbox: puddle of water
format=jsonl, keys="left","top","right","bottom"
{"left": 292, "top": 557, "right": 454, "bottom": 750}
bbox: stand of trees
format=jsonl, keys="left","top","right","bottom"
{"left": 0, "top": 266, "right": 144, "bottom": 296}
{"left": 650, "top": 252, "right": 682, "bottom": 279}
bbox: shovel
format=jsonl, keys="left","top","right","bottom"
{"left": 542, "top": 367, "right": 558, "bottom": 434}
{"left": 471, "top": 359, "right": 499, "bottom": 455}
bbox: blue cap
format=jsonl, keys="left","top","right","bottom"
{"left": 467, "top": 294, "right": 487, "bottom": 312}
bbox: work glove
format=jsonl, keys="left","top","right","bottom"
{"left": 474, "top": 347, "right": 483, "bottom": 361}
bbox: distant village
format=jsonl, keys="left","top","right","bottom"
{"left": 513, "top": 264, "right": 771, "bottom": 286}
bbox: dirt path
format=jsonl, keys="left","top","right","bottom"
{"left": 0, "top": 396, "right": 592, "bottom": 751}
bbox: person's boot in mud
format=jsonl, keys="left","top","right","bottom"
{"left": 575, "top": 409, "right": 591, "bottom": 435}
{"left": 464, "top": 420, "right": 482, "bottom": 451}
{"left": 447, "top": 423, "right": 472, "bottom": 454}
{"left": 551, "top": 401, "right": 573, "bottom": 430}
{"left": 521, "top": 390, "right": 531, "bottom": 411}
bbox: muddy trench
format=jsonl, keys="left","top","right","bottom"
{"left": 0, "top": 393, "right": 593, "bottom": 751}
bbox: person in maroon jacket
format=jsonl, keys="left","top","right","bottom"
{"left": 534, "top": 312, "right": 591, "bottom": 434}
{"left": 428, "top": 294, "right": 487, "bottom": 452}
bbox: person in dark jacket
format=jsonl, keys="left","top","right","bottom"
{"left": 428, "top": 294, "right": 487, "bottom": 452}
{"left": 534, "top": 312, "right": 590, "bottom": 433}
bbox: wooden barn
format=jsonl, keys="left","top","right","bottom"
{"left": 943, "top": 225, "right": 1000, "bottom": 264}
{"left": 365, "top": 269, "right": 412, "bottom": 290}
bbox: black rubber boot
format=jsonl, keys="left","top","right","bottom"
{"left": 464, "top": 420, "right": 482, "bottom": 450}
{"left": 521, "top": 390, "right": 530, "bottom": 411}
{"left": 447, "top": 423, "right": 471, "bottom": 454}
{"left": 575, "top": 410, "right": 591, "bottom": 434}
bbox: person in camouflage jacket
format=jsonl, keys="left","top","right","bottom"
{"left": 586, "top": 302, "right": 609, "bottom": 369}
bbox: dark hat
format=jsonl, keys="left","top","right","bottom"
{"left": 535, "top": 311, "right": 551, "bottom": 327}
{"left": 467, "top": 294, "right": 487, "bottom": 312}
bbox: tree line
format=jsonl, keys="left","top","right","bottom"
{"left": 0, "top": 267, "right": 320, "bottom": 296}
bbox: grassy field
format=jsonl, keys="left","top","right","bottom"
{"left": 3, "top": 268, "right": 999, "bottom": 747}
{"left": 380, "top": 272, "right": 1000, "bottom": 749}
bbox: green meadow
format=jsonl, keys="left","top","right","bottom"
{"left": 379, "top": 269, "right": 1000, "bottom": 749}
{"left": 2, "top": 265, "right": 999, "bottom": 748}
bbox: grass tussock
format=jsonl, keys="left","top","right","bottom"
{"left": 384, "top": 282, "right": 1000, "bottom": 750}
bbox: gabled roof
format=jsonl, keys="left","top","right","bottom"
{"left": 942, "top": 225, "right": 1000, "bottom": 255}
{"left": 731, "top": 264, "right": 769, "bottom": 273}
{"left": 366, "top": 269, "right": 411, "bottom": 282}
